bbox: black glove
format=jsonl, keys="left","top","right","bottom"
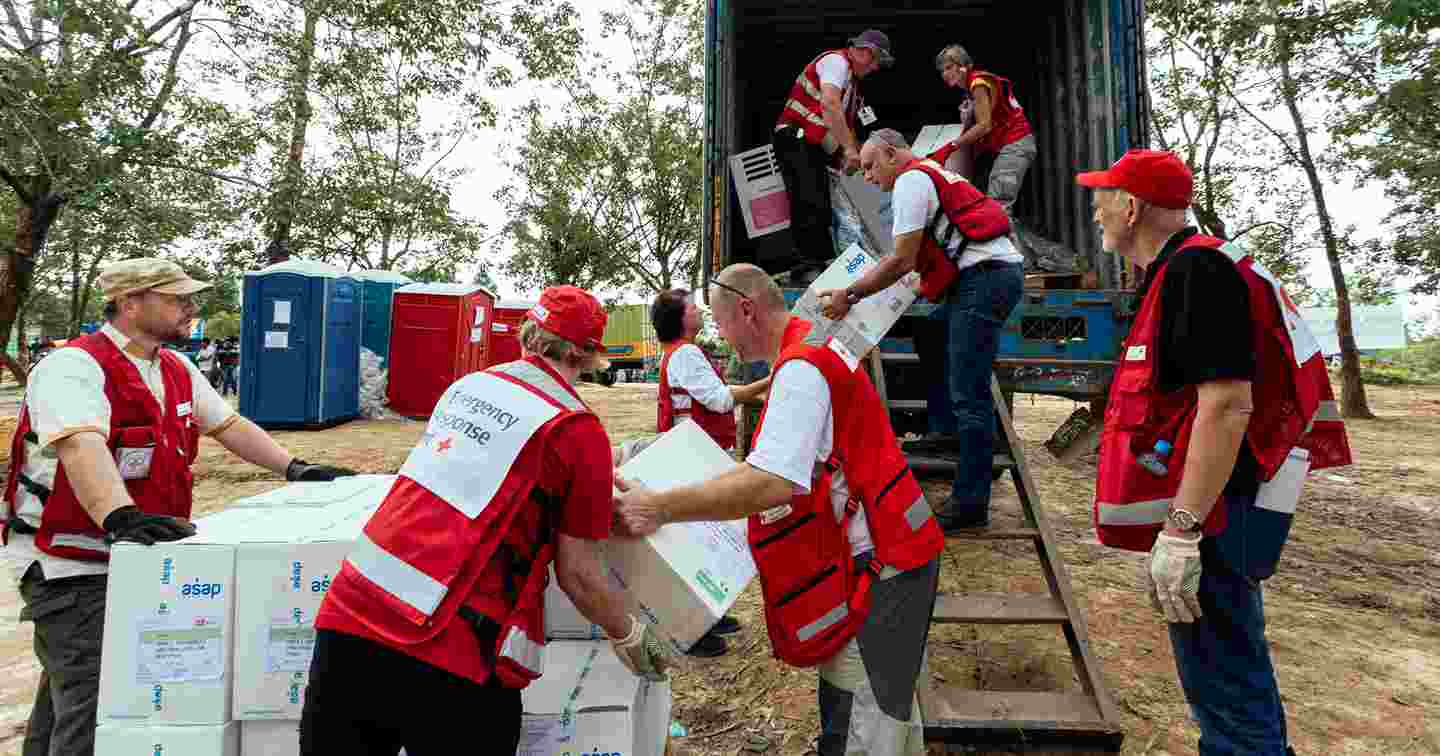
{"left": 286, "top": 458, "right": 358, "bottom": 482}
{"left": 102, "top": 506, "right": 197, "bottom": 546}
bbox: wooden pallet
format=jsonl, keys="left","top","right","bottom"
{"left": 875, "top": 352, "right": 1124, "bottom": 752}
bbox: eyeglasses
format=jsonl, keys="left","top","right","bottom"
{"left": 709, "top": 278, "right": 752, "bottom": 303}
{"left": 147, "top": 291, "right": 198, "bottom": 310}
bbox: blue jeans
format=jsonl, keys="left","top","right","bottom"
{"left": 1168, "top": 494, "right": 1293, "bottom": 755}
{"left": 925, "top": 261, "right": 1023, "bottom": 517}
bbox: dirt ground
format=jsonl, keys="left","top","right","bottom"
{"left": 1, "top": 382, "right": 1436, "bottom": 755}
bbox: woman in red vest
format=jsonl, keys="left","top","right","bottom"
{"left": 648, "top": 288, "right": 770, "bottom": 657}
{"left": 935, "top": 44, "right": 1037, "bottom": 221}
{"left": 1077, "top": 150, "right": 1350, "bottom": 755}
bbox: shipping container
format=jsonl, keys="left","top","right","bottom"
{"left": 239, "top": 259, "right": 361, "bottom": 429}
{"left": 703, "top": 0, "right": 1149, "bottom": 407}
{"left": 596, "top": 304, "right": 660, "bottom": 385}
{"left": 386, "top": 283, "right": 495, "bottom": 418}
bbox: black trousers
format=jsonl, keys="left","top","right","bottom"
{"left": 19, "top": 563, "right": 107, "bottom": 756}
{"left": 299, "top": 629, "right": 521, "bottom": 755}
{"left": 771, "top": 127, "right": 836, "bottom": 263}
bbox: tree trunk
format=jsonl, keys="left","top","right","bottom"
{"left": 265, "top": 2, "right": 320, "bottom": 265}
{"left": 0, "top": 188, "right": 65, "bottom": 388}
{"left": 1275, "top": 29, "right": 1374, "bottom": 419}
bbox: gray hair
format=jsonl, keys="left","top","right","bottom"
{"left": 935, "top": 44, "right": 972, "bottom": 72}
{"left": 864, "top": 128, "right": 910, "bottom": 151}
{"left": 519, "top": 319, "right": 606, "bottom": 370}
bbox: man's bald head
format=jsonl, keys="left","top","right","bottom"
{"left": 712, "top": 263, "right": 786, "bottom": 313}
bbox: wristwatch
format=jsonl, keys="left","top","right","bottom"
{"left": 1166, "top": 507, "right": 1201, "bottom": 533}
{"left": 845, "top": 288, "right": 862, "bottom": 305}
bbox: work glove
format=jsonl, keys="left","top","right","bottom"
{"left": 286, "top": 458, "right": 357, "bottom": 482}
{"left": 610, "top": 614, "right": 677, "bottom": 681}
{"left": 1148, "top": 531, "right": 1204, "bottom": 623}
{"left": 102, "top": 506, "right": 196, "bottom": 546}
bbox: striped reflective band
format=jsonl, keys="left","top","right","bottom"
{"left": 1095, "top": 497, "right": 1172, "bottom": 526}
{"left": 784, "top": 100, "right": 828, "bottom": 129}
{"left": 491, "top": 361, "right": 585, "bottom": 412}
{"left": 904, "top": 494, "right": 932, "bottom": 531}
{"left": 796, "top": 73, "right": 824, "bottom": 102}
{"left": 50, "top": 533, "right": 110, "bottom": 553}
{"left": 344, "top": 533, "right": 448, "bottom": 618}
{"left": 797, "top": 603, "right": 849, "bottom": 642}
{"left": 499, "top": 626, "right": 544, "bottom": 673}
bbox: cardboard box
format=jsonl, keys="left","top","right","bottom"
{"left": 95, "top": 722, "right": 238, "bottom": 756}
{"left": 791, "top": 243, "right": 920, "bottom": 371}
{"left": 227, "top": 474, "right": 395, "bottom": 509}
{"left": 240, "top": 720, "right": 299, "bottom": 756}
{"left": 607, "top": 421, "right": 755, "bottom": 654}
{"left": 543, "top": 564, "right": 630, "bottom": 641}
{"left": 520, "top": 641, "right": 670, "bottom": 756}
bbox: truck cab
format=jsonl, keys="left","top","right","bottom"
{"left": 702, "top": 0, "right": 1150, "bottom": 433}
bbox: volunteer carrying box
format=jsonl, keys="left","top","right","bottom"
{"left": 607, "top": 420, "right": 756, "bottom": 654}
{"left": 543, "top": 564, "right": 614, "bottom": 641}
{"left": 95, "top": 721, "right": 238, "bottom": 756}
{"left": 790, "top": 243, "right": 920, "bottom": 372}
{"left": 519, "top": 641, "right": 670, "bottom": 756}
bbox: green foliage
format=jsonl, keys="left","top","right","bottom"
{"left": 498, "top": 0, "right": 705, "bottom": 297}
{"left": 207, "top": 311, "right": 241, "bottom": 341}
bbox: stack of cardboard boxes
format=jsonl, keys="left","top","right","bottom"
{"left": 94, "top": 419, "right": 755, "bottom": 755}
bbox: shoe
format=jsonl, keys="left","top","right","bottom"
{"left": 686, "top": 631, "right": 728, "bottom": 658}
{"left": 711, "top": 615, "right": 741, "bottom": 635}
{"left": 936, "top": 495, "right": 990, "bottom": 532}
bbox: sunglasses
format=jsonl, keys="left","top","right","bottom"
{"left": 709, "top": 279, "right": 752, "bottom": 303}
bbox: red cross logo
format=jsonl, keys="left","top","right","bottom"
{"left": 436, "top": 437, "right": 454, "bottom": 453}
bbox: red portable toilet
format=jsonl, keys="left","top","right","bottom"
{"left": 387, "top": 283, "right": 496, "bottom": 418}
{"left": 487, "top": 299, "right": 535, "bottom": 368}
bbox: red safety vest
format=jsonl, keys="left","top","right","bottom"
{"left": 2, "top": 332, "right": 199, "bottom": 561}
{"left": 748, "top": 318, "right": 943, "bottom": 667}
{"left": 966, "top": 69, "right": 1033, "bottom": 156}
{"left": 899, "top": 158, "right": 1013, "bottom": 302}
{"left": 657, "top": 341, "right": 738, "bottom": 450}
{"left": 316, "top": 357, "right": 594, "bottom": 687}
{"left": 776, "top": 49, "right": 864, "bottom": 155}
{"left": 1094, "top": 235, "right": 1353, "bottom": 551}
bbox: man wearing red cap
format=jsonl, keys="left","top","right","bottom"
{"left": 301, "top": 285, "right": 675, "bottom": 754}
{"left": 773, "top": 29, "right": 894, "bottom": 284}
{"left": 1078, "top": 150, "right": 1350, "bottom": 756}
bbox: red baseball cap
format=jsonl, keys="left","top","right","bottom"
{"left": 1076, "top": 149, "right": 1194, "bottom": 210}
{"left": 527, "top": 286, "right": 607, "bottom": 351}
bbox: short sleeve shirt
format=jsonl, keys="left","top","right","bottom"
{"left": 892, "top": 170, "right": 1024, "bottom": 270}
{"left": 815, "top": 52, "right": 854, "bottom": 112}
{"left": 539, "top": 413, "right": 615, "bottom": 540}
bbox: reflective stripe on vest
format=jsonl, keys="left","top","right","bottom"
{"left": 346, "top": 531, "right": 449, "bottom": 617}
{"left": 902, "top": 493, "right": 931, "bottom": 532}
{"left": 797, "top": 603, "right": 849, "bottom": 642}
{"left": 499, "top": 625, "right": 544, "bottom": 673}
{"left": 1095, "top": 497, "right": 1171, "bottom": 526}
{"left": 49, "top": 533, "right": 111, "bottom": 554}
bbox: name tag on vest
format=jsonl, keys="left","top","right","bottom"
{"left": 176, "top": 402, "right": 193, "bottom": 417}
{"left": 399, "top": 372, "right": 562, "bottom": 519}
{"left": 1125, "top": 345, "right": 1147, "bottom": 361}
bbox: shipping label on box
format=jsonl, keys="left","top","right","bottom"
{"left": 233, "top": 540, "right": 353, "bottom": 719}
{"left": 791, "top": 243, "right": 919, "bottom": 371}
{"left": 520, "top": 641, "right": 670, "bottom": 756}
{"left": 99, "top": 543, "right": 237, "bottom": 726}
{"left": 95, "top": 721, "right": 239, "bottom": 756}
{"left": 608, "top": 421, "right": 755, "bottom": 654}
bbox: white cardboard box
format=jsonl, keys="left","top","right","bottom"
{"left": 95, "top": 721, "right": 238, "bottom": 756}
{"left": 607, "top": 421, "right": 755, "bottom": 654}
{"left": 791, "top": 243, "right": 920, "bottom": 371}
{"left": 240, "top": 719, "right": 299, "bottom": 756}
{"left": 543, "top": 565, "right": 604, "bottom": 641}
{"left": 227, "top": 474, "right": 395, "bottom": 509}
{"left": 520, "top": 641, "right": 670, "bottom": 756}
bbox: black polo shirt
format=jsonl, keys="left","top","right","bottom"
{"left": 1137, "top": 227, "right": 1259, "bottom": 496}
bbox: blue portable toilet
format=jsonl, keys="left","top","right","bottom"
{"left": 354, "top": 269, "right": 412, "bottom": 366}
{"left": 240, "top": 259, "right": 361, "bottom": 429}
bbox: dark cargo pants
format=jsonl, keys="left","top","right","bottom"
{"left": 17, "top": 562, "right": 108, "bottom": 756}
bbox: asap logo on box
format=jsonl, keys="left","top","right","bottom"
{"left": 179, "top": 578, "right": 224, "bottom": 598}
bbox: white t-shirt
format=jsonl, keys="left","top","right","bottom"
{"left": 663, "top": 344, "right": 734, "bottom": 415}
{"left": 196, "top": 344, "right": 217, "bottom": 371}
{"left": 893, "top": 169, "right": 1025, "bottom": 271}
{"left": 814, "top": 53, "right": 854, "bottom": 112}
{"left": 2, "top": 323, "right": 239, "bottom": 583}
{"left": 745, "top": 360, "right": 873, "bottom": 556}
